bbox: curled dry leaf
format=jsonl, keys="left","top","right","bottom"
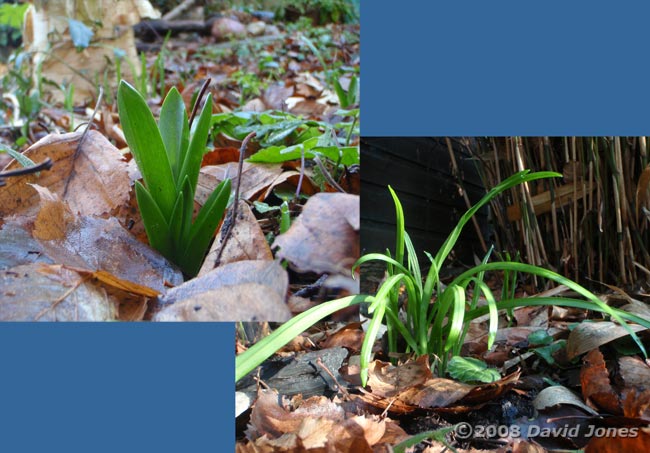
{"left": 241, "top": 390, "right": 407, "bottom": 452}
{"left": 0, "top": 263, "right": 117, "bottom": 321}
{"left": 273, "top": 193, "right": 360, "bottom": 275}
{"left": 533, "top": 385, "right": 599, "bottom": 415}
{"left": 0, "top": 131, "right": 130, "bottom": 225}
{"left": 153, "top": 260, "right": 291, "bottom": 321}
{"left": 580, "top": 348, "right": 621, "bottom": 414}
{"left": 566, "top": 321, "right": 647, "bottom": 360}
{"left": 198, "top": 201, "right": 272, "bottom": 276}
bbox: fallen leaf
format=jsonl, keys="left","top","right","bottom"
{"left": 366, "top": 356, "right": 433, "bottom": 398}
{"left": 585, "top": 426, "right": 650, "bottom": 452}
{"left": 273, "top": 193, "right": 360, "bottom": 275}
{"left": 566, "top": 321, "right": 647, "bottom": 360}
{"left": 0, "top": 131, "right": 130, "bottom": 225}
{"left": 580, "top": 348, "right": 621, "bottom": 414}
{"left": 198, "top": 201, "right": 273, "bottom": 276}
{"left": 0, "top": 263, "right": 117, "bottom": 321}
{"left": 153, "top": 260, "right": 291, "bottom": 321}
{"left": 533, "top": 385, "right": 599, "bottom": 415}
{"left": 319, "top": 322, "right": 364, "bottom": 351}
{"left": 198, "top": 162, "right": 283, "bottom": 203}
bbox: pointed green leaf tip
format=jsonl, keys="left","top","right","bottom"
{"left": 118, "top": 80, "right": 177, "bottom": 219}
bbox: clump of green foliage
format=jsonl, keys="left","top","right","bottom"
{"left": 236, "top": 170, "right": 650, "bottom": 384}
{"left": 118, "top": 81, "right": 231, "bottom": 277}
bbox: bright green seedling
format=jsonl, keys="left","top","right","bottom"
{"left": 118, "top": 80, "right": 231, "bottom": 277}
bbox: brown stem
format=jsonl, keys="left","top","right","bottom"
{"left": 214, "top": 131, "right": 257, "bottom": 266}
{"left": 188, "top": 78, "right": 211, "bottom": 129}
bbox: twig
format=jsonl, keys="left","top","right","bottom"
{"left": 162, "top": 0, "right": 197, "bottom": 21}
{"left": 296, "top": 146, "right": 305, "bottom": 198}
{"left": 315, "top": 357, "right": 351, "bottom": 400}
{"left": 0, "top": 158, "right": 53, "bottom": 187}
{"left": 214, "top": 131, "right": 256, "bottom": 266}
{"left": 63, "top": 87, "right": 103, "bottom": 197}
{"left": 188, "top": 78, "right": 211, "bottom": 129}
{"left": 313, "top": 155, "right": 346, "bottom": 193}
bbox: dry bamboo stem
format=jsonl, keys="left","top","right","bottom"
{"left": 445, "top": 138, "right": 487, "bottom": 254}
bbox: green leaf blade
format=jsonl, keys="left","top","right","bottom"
{"left": 178, "top": 178, "right": 231, "bottom": 276}
{"left": 118, "top": 81, "right": 177, "bottom": 219}
{"left": 179, "top": 93, "right": 213, "bottom": 194}
{"left": 159, "top": 87, "right": 189, "bottom": 183}
{"left": 134, "top": 181, "right": 173, "bottom": 261}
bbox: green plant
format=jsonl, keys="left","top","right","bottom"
{"left": 117, "top": 80, "right": 231, "bottom": 277}
{"left": 236, "top": 170, "right": 650, "bottom": 385}
{"left": 230, "top": 70, "right": 265, "bottom": 104}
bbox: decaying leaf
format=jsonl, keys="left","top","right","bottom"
{"left": 199, "top": 201, "right": 272, "bottom": 276}
{"left": 0, "top": 185, "right": 182, "bottom": 296}
{"left": 0, "top": 131, "right": 130, "bottom": 224}
{"left": 566, "top": 321, "right": 647, "bottom": 360}
{"left": 580, "top": 348, "right": 621, "bottom": 414}
{"left": 533, "top": 385, "right": 598, "bottom": 415}
{"left": 0, "top": 263, "right": 116, "bottom": 321}
{"left": 153, "top": 260, "right": 291, "bottom": 321}
{"left": 273, "top": 193, "right": 360, "bottom": 275}
{"left": 240, "top": 390, "right": 407, "bottom": 452}
{"left": 198, "top": 162, "right": 283, "bottom": 203}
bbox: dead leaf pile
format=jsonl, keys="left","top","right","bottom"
{"left": 237, "top": 390, "right": 407, "bottom": 453}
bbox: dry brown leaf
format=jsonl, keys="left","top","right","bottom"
{"left": 366, "top": 356, "right": 433, "bottom": 398}
{"left": 580, "top": 348, "right": 621, "bottom": 414}
{"left": 38, "top": 215, "right": 182, "bottom": 294}
{"left": 622, "top": 389, "right": 650, "bottom": 420}
{"left": 30, "top": 184, "right": 74, "bottom": 240}
{"left": 0, "top": 263, "right": 117, "bottom": 321}
{"left": 398, "top": 378, "right": 475, "bottom": 409}
{"left": 153, "top": 260, "right": 291, "bottom": 321}
{"left": 567, "top": 321, "right": 647, "bottom": 360}
{"left": 619, "top": 356, "right": 650, "bottom": 391}
{"left": 533, "top": 385, "right": 599, "bottom": 415}
{"left": 319, "top": 322, "right": 364, "bottom": 352}
{"left": 198, "top": 162, "right": 283, "bottom": 204}
{"left": 198, "top": 201, "right": 272, "bottom": 276}
{"left": 585, "top": 426, "right": 650, "bottom": 452}
{"left": 0, "top": 131, "right": 130, "bottom": 225}
{"left": 273, "top": 193, "right": 360, "bottom": 275}
{"left": 244, "top": 390, "right": 406, "bottom": 452}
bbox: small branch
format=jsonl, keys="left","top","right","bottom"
{"left": 188, "top": 78, "right": 211, "bottom": 129}
{"left": 214, "top": 131, "right": 256, "bottom": 266}
{"left": 63, "top": 87, "right": 103, "bottom": 197}
{"left": 162, "top": 0, "right": 197, "bottom": 21}
{"left": 0, "top": 158, "right": 53, "bottom": 186}
{"left": 314, "top": 155, "right": 346, "bottom": 193}
{"left": 296, "top": 146, "right": 305, "bottom": 198}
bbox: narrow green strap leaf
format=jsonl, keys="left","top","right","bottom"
{"left": 168, "top": 189, "right": 185, "bottom": 257}
{"left": 179, "top": 92, "right": 213, "bottom": 194}
{"left": 134, "top": 181, "right": 173, "bottom": 260}
{"left": 159, "top": 87, "right": 189, "bottom": 183}
{"left": 444, "top": 285, "right": 466, "bottom": 352}
{"left": 118, "top": 81, "right": 176, "bottom": 219}
{"left": 236, "top": 295, "right": 369, "bottom": 382}
{"left": 177, "top": 179, "right": 231, "bottom": 276}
